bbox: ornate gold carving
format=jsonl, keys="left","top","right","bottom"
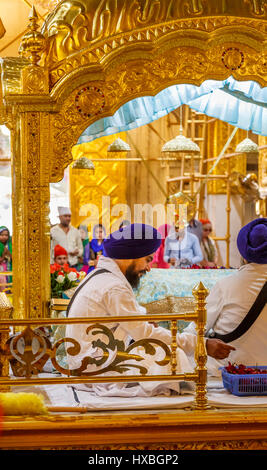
{"left": 3, "top": 323, "right": 171, "bottom": 378}
{"left": 244, "top": 0, "right": 267, "bottom": 16}
{"left": 19, "top": 7, "right": 46, "bottom": 66}
{"left": 141, "top": 296, "right": 195, "bottom": 315}
{"left": 41, "top": 0, "right": 267, "bottom": 70}
{"left": 32, "top": 440, "right": 267, "bottom": 450}
{"left": 19, "top": 7, "right": 49, "bottom": 94}
{"left": 0, "top": 57, "right": 29, "bottom": 96}
{"left": 52, "top": 323, "right": 171, "bottom": 377}
{"left": 75, "top": 86, "right": 105, "bottom": 117}
{"left": 222, "top": 47, "right": 245, "bottom": 71}
{"left": 50, "top": 33, "right": 265, "bottom": 180}
{"left": 5, "top": 327, "right": 51, "bottom": 378}
{"left": 229, "top": 172, "right": 261, "bottom": 201}
{"left": 21, "top": 64, "right": 49, "bottom": 95}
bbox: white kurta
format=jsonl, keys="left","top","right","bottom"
{"left": 50, "top": 224, "right": 83, "bottom": 266}
{"left": 184, "top": 263, "right": 267, "bottom": 376}
{"left": 66, "top": 256, "right": 197, "bottom": 396}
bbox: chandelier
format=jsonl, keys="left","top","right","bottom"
{"left": 72, "top": 157, "right": 95, "bottom": 173}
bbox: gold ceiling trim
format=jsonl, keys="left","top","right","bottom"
{"left": 0, "top": 17, "right": 6, "bottom": 39}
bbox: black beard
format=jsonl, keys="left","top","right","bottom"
{"left": 125, "top": 265, "right": 146, "bottom": 289}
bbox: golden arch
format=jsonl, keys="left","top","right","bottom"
{"left": 0, "top": 0, "right": 266, "bottom": 319}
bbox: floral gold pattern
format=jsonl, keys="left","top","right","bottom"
{"left": 75, "top": 86, "right": 105, "bottom": 117}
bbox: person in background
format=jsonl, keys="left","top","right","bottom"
{"left": 53, "top": 244, "right": 69, "bottom": 267}
{"left": 199, "top": 219, "right": 218, "bottom": 268}
{"left": 164, "top": 221, "right": 203, "bottom": 268}
{"left": 66, "top": 223, "right": 234, "bottom": 397}
{"left": 150, "top": 224, "right": 171, "bottom": 269}
{"left": 184, "top": 218, "right": 267, "bottom": 375}
{"left": 89, "top": 223, "right": 106, "bottom": 269}
{"left": 0, "top": 226, "right": 12, "bottom": 292}
{"left": 50, "top": 207, "right": 83, "bottom": 269}
{"left": 78, "top": 224, "right": 90, "bottom": 271}
{"left": 187, "top": 216, "right": 203, "bottom": 243}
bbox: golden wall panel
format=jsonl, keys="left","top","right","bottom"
{"left": 206, "top": 121, "right": 247, "bottom": 194}
{"left": 70, "top": 133, "right": 127, "bottom": 235}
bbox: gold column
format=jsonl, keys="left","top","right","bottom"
{"left": 193, "top": 282, "right": 209, "bottom": 410}
{"left": 11, "top": 111, "right": 51, "bottom": 319}
{"left": 11, "top": 7, "right": 51, "bottom": 319}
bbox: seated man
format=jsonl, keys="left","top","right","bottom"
{"left": 66, "top": 223, "right": 233, "bottom": 396}
{"left": 184, "top": 218, "right": 267, "bottom": 375}
{"left": 53, "top": 244, "right": 69, "bottom": 267}
{"left": 163, "top": 221, "right": 203, "bottom": 268}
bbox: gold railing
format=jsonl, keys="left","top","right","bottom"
{"left": 0, "top": 282, "right": 209, "bottom": 410}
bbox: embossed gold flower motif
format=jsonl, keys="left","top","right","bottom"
{"left": 75, "top": 86, "right": 105, "bottom": 117}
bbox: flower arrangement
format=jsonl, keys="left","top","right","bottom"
{"left": 50, "top": 263, "right": 81, "bottom": 298}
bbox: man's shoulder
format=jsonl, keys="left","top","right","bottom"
{"left": 70, "top": 225, "right": 79, "bottom": 233}
{"left": 50, "top": 224, "right": 59, "bottom": 233}
{"left": 84, "top": 270, "right": 128, "bottom": 292}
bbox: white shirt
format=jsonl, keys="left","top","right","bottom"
{"left": 66, "top": 256, "right": 197, "bottom": 396}
{"left": 50, "top": 224, "right": 83, "bottom": 266}
{"left": 184, "top": 263, "right": 267, "bottom": 374}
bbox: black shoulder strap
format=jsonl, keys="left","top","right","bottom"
{"left": 208, "top": 281, "right": 267, "bottom": 343}
{"left": 66, "top": 268, "right": 111, "bottom": 317}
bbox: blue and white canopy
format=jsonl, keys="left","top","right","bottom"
{"left": 77, "top": 76, "right": 267, "bottom": 144}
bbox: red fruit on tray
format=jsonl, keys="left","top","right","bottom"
{"left": 225, "top": 362, "right": 267, "bottom": 375}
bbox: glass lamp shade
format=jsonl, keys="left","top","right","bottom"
{"left": 107, "top": 138, "right": 131, "bottom": 152}
{"left": 235, "top": 138, "right": 259, "bottom": 154}
{"left": 72, "top": 157, "right": 95, "bottom": 172}
{"left": 161, "top": 135, "right": 200, "bottom": 154}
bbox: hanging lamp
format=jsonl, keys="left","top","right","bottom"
{"left": 72, "top": 157, "right": 95, "bottom": 173}
{"left": 161, "top": 107, "right": 200, "bottom": 154}
{"left": 107, "top": 138, "right": 131, "bottom": 152}
{"left": 235, "top": 138, "right": 259, "bottom": 154}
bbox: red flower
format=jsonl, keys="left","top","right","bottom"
{"left": 69, "top": 267, "right": 78, "bottom": 273}
{"left": 62, "top": 263, "right": 71, "bottom": 273}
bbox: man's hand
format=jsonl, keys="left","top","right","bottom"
{"left": 206, "top": 338, "right": 235, "bottom": 360}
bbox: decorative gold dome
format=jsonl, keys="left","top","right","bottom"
{"left": 41, "top": 0, "right": 265, "bottom": 67}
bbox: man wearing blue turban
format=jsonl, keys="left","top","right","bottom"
{"left": 66, "top": 223, "right": 234, "bottom": 397}
{"left": 184, "top": 217, "right": 267, "bottom": 376}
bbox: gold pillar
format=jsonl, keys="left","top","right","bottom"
{"left": 193, "top": 282, "right": 209, "bottom": 410}
{"left": 10, "top": 8, "right": 51, "bottom": 319}
{"left": 11, "top": 110, "right": 51, "bottom": 319}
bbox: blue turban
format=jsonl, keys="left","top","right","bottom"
{"left": 237, "top": 218, "right": 267, "bottom": 264}
{"left": 103, "top": 223, "right": 162, "bottom": 259}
